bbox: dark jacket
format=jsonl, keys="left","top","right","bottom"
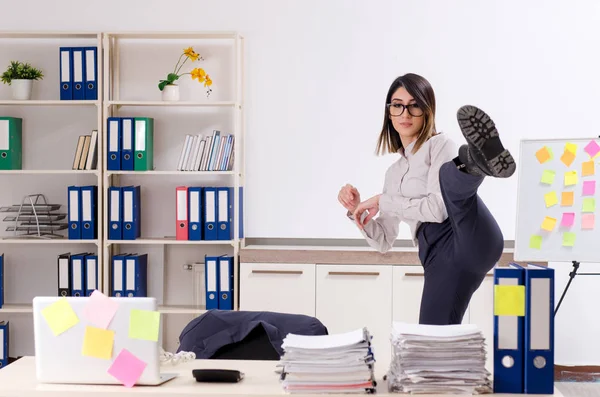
{"left": 176, "top": 309, "right": 328, "bottom": 359}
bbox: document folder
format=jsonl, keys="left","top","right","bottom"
{"left": 218, "top": 256, "right": 234, "bottom": 310}
{"left": 203, "top": 188, "right": 217, "bottom": 240}
{"left": 67, "top": 186, "right": 81, "bottom": 239}
{"left": 188, "top": 187, "right": 203, "bottom": 240}
{"left": 134, "top": 117, "right": 154, "bottom": 171}
{"left": 70, "top": 253, "right": 87, "bottom": 297}
{"left": 125, "top": 254, "right": 148, "bottom": 297}
{"left": 85, "top": 255, "right": 98, "bottom": 296}
{"left": 493, "top": 263, "right": 525, "bottom": 394}
{"left": 84, "top": 46, "right": 98, "bottom": 100}
{"left": 0, "top": 321, "right": 8, "bottom": 368}
{"left": 108, "top": 186, "right": 122, "bottom": 240}
{"left": 217, "top": 187, "right": 232, "bottom": 240}
{"left": 107, "top": 117, "right": 121, "bottom": 171}
{"left": 205, "top": 256, "right": 219, "bottom": 310}
{"left": 121, "top": 117, "right": 135, "bottom": 171}
{"left": 57, "top": 253, "right": 71, "bottom": 297}
{"left": 122, "top": 186, "right": 141, "bottom": 240}
{"left": 59, "top": 47, "right": 73, "bottom": 100}
{"left": 72, "top": 47, "right": 85, "bottom": 100}
{"left": 176, "top": 186, "right": 188, "bottom": 240}
{"left": 111, "top": 254, "right": 126, "bottom": 297}
{"left": 0, "top": 117, "right": 22, "bottom": 170}
{"left": 80, "top": 185, "right": 97, "bottom": 240}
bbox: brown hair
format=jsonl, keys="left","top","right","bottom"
{"left": 376, "top": 73, "right": 437, "bottom": 155}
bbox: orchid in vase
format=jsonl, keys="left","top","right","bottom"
{"left": 158, "top": 47, "right": 213, "bottom": 98}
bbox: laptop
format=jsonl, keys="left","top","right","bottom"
{"left": 32, "top": 296, "right": 178, "bottom": 386}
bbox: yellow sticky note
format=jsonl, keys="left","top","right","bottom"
{"left": 563, "top": 232, "right": 576, "bottom": 247}
{"left": 564, "top": 171, "right": 578, "bottom": 186}
{"left": 540, "top": 170, "right": 555, "bottom": 185}
{"left": 129, "top": 309, "right": 160, "bottom": 341}
{"left": 536, "top": 146, "right": 551, "bottom": 164}
{"left": 561, "top": 150, "right": 576, "bottom": 167}
{"left": 41, "top": 297, "right": 79, "bottom": 336}
{"left": 561, "top": 191, "right": 574, "bottom": 206}
{"left": 582, "top": 160, "right": 595, "bottom": 177}
{"left": 565, "top": 142, "right": 578, "bottom": 154}
{"left": 494, "top": 285, "right": 525, "bottom": 316}
{"left": 541, "top": 216, "right": 556, "bottom": 231}
{"left": 529, "top": 235, "right": 542, "bottom": 249}
{"left": 544, "top": 191, "right": 558, "bottom": 208}
{"left": 82, "top": 326, "right": 114, "bottom": 360}
{"left": 583, "top": 197, "right": 596, "bottom": 213}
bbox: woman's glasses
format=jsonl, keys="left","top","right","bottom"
{"left": 387, "top": 103, "right": 424, "bottom": 117}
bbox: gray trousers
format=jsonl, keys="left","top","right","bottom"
{"left": 416, "top": 161, "right": 504, "bottom": 325}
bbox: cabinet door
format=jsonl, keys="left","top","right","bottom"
{"left": 316, "top": 265, "right": 393, "bottom": 373}
{"left": 392, "top": 266, "right": 471, "bottom": 324}
{"left": 468, "top": 273, "right": 494, "bottom": 374}
{"left": 240, "top": 263, "right": 316, "bottom": 316}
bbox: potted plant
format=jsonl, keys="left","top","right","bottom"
{"left": 1, "top": 61, "right": 44, "bottom": 100}
{"left": 158, "top": 47, "right": 213, "bottom": 101}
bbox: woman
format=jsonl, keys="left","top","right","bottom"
{"left": 338, "top": 73, "right": 515, "bottom": 325}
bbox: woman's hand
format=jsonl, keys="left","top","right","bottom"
{"left": 338, "top": 184, "right": 361, "bottom": 213}
{"left": 353, "top": 194, "right": 381, "bottom": 229}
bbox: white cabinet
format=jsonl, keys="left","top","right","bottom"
{"left": 239, "top": 263, "right": 316, "bottom": 316}
{"left": 468, "top": 273, "right": 494, "bottom": 374}
{"left": 315, "top": 264, "right": 393, "bottom": 372}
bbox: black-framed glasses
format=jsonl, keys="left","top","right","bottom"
{"left": 387, "top": 103, "right": 424, "bottom": 117}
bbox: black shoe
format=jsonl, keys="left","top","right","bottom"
{"left": 456, "top": 105, "right": 516, "bottom": 178}
{"left": 458, "top": 144, "right": 484, "bottom": 176}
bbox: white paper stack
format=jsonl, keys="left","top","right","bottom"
{"left": 387, "top": 322, "right": 492, "bottom": 395}
{"left": 278, "top": 328, "right": 377, "bottom": 394}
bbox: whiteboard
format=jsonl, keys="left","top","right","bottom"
{"left": 514, "top": 138, "right": 600, "bottom": 263}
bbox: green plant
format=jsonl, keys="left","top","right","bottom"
{"left": 1, "top": 61, "right": 44, "bottom": 85}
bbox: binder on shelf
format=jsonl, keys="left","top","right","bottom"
{"left": 108, "top": 186, "right": 122, "bottom": 240}
{"left": 218, "top": 256, "right": 234, "bottom": 310}
{"left": 72, "top": 47, "right": 85, "bottom": 100}
{"left": 0, "top": 254, "right": 3, "bottom": 309}
{"left": 176, "top": 186, "right": 188, "bottom": 240}
{"left": 67, "top": 186, "right": 81, "bottom": 239}
{"left": 0, "top": 321, "right": 8, "bottom": 368}
{"left": 125, "top": 254, "right": 148, "bottom": 297}
{"left": 188, "top": 187, "right": 203, "bottom": 240}
{"left": 0, "top": 117, "right": 23, "bottom": 170}
{"left": 85, "top": 254, "right": 98, "bottom": 296}
{"left": 122, "top": 186, "right": 141, "bottom": 240}
{"left": 59, "top": 47, "right": 73, "bottom": 100}
{"left": 84, "top": 46, "right": 98, "bottom": 100}
{"left": 217, "top": 187, "right": 232, "bottom": 240}
{"left": 121, "top": 117, "right": 135, "bottom": 171}
{"left": 57, "top": 253, "right": 71, "bottom": 297}
{"left": 205, "top": 256, "right": 219, "bottom": 310}
{"left": 203, "top": 187, "right": 217, "bottom": 240}
{"left": 80, "top": 185, "right": 97, "bottom": 240}
{"left": 523, "top": 263, "right": 555, "bottom": 395}
{"left": 111, "top": 254, "right": 127, "bottom": 297}
{"left": 70, "top": 252, "right": 87, "bottom": 297}
{"left": 107, "top": 117, "right": 121, "bottom": 171}
{"left": 134, "top": 117, "right": 154, "bottom": 171}
{"left": 493, "top": 263, "right": 525, "bottom": 394}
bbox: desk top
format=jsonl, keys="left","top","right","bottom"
{"left": 0, "top": 357, "right": 561, "bottom": 397}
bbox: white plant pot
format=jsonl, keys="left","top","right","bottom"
{"left": 161, "top": 84, "right": 180, "bottom": 101}
{"left": 10, "top": 79, "right": 33, "bottom": 100}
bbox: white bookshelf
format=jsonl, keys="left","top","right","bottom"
{"left": 0, "top": 31, "right": 105, "bottom": 354}
{"left": 101, "top": 31, "right": 245, "bottom": 323}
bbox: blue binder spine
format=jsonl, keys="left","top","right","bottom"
{"left": 71, "top": 47, "right": 85, "bottom": 100}
{"left": 85, "top": 255, "right": 98, "bottom": 296}
{"left": 108, "top": 186, "right": 122, "bottom": 240}
{"left": 120, "top": 117, "right": 135, "bottom": 171}
{"left": 122, "top": 185, "right": 141, "bottom": 240}
{"left": 203, "top": 187, "right": 217, "bottom": 240}
{"left": 218, "top": 256, "right": 234, "bottom": 310}
{"left": 67, "top": 185, "right": 81, "bottom": 239}
{"left": 59, "top": 47, "right": 73, "bottom": 100}
{"left": 111, "top": 254, "right": 126, "bottom": 297}
{"left": 70, "top": 253, "right": 87, "bottom": 297}
{"left": 107, "top": 117, "right": 122, "bottom": 171}
{"left": 83, "top": 46, "right": 98, "bottom": 100}
{"left": 80, "top": 185, "right": 97, "bottom": 240}
{"left": 125, "top": 254, "right": 148, "bottom": 297}
{"left": 493, "top": 263, "right": 525, "bottom": 394}
{"left": 0, "top": 321, "right": 8, "bottom": 368}
{"left": 188, "top": 187, "right": 203, "bottom": 240}
{"left": 524, "top": 263, "right": 555, "bottom": 394}
{"left": 205, "top": 256, "right": 220, "bottom": 310}
{"left": 217, "top": 187, "right": 232, "bottom": 240}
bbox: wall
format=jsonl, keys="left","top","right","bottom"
{"left": 1, "top": 0, "right": 600, "bottom": 364}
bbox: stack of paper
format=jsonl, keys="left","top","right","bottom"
{"left": 278, "top": 328, "right": 376, "bottom": 394}
{"left": 387, "top": 322, "right": 492, "bottom": 395}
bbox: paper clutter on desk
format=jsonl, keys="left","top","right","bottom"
{"left": 278, "top": 327, "right": 376, "bottom": 394}
{"left": 387, "top": 322, "right": 492, "bottom": 394}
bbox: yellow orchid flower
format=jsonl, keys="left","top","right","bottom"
{"left": 183, "top": 47, "right": 199, "bottom": 61}
{"left": 191, "top": 68, "right": 206, "bottom": 82}
{"left": 204, "top": 75, "right": 212, "bottom": 87}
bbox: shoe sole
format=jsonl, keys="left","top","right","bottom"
{"left": 457, "top": 105, "right": 516, "bottom": 178}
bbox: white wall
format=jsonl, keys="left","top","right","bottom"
{"left": 2, "top": 0, "right": 600, "bottom": 364}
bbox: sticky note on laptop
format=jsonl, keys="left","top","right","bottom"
{"left": 494, "top": 285, "right": 525, "bottom": 316}
{"left": 41, "top": 297, "right": 79, "bottom": 336}
{"left": 83, "top": 290, "right": 119, "bottom": 329}
{"left": 108, "top": 349, "right": 147, "bottom": 388}
{"left": 82, "top": 326, "right": 114, "bottom": 360}
{"left": 129, "top": 309, "right": 160, "bottom": 342}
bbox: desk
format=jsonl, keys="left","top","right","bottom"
{"left": 0, "top": 357, "right": 562, "bottom": 397}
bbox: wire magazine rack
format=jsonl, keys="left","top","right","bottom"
{"left": 0, "top": 194, "right": 68, "bottom": 239}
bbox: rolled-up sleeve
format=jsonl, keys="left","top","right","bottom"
{"left": 378, "top": 137, "right": 456, "bottom": 223}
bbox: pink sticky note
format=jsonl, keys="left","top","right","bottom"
{"left": 585, "top": 140, "right": 600, "bottom": 158}
{"left": 582, "top": 213, "right": 595, "bottom": 230}
{"left": 83, "top": 290, "right": 119, "bottom": 329}
{"left": 107, "top": 349, "right": 147, "bottom": 388}
{"left": 583, "top": 180, "right": 596, "bottom": 196}
{"left": 561, "top": 212, "right": 575, "bottom": 227}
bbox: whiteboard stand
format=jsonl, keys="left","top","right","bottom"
{"left": 515, "top": 138, "right": 600, "bottom": 316}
